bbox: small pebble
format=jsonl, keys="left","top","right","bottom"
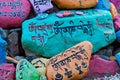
{"left": 36, "top": 13, "right": 48, "bottom": 20}
{"left": 56, "top": 13, "right": 63, "bottom": 18}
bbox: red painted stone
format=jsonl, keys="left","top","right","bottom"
{"left": 0, "top": 0, "right": 31, "bottom": 29}
{"left": 113, "top": 14, "right": 120, "bottom": 31}
{"left": 63, "top": 11, "right": 74, "bottom": 17}
{"left": 0, "top": 63, "right": 15, "bottom": 80}
{"left": 85, "top": 55, "right": 120, "bottom": 78}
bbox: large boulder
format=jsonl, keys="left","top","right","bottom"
{"left": 46, "top": 41, "right": 92, "bottom": 80}
{"left": 0, "top": 0, "right": 31, "bottom": 29}
{"left": 22, "top": 9, "right": 116, "bottom": 57}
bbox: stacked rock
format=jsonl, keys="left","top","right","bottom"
{"left": 0, "top": 0, "right": 120, "bottom": 80}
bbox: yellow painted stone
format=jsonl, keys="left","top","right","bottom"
{"left": 46, "top": 41, "right": 92, "bottom": 80}
{"left": 52, "top": 0, "right": 98, "bottom": 9}
{"left": 110, "top": 3, "right": 118, "bottom": 18}
{"left": 31, "top": 58, "right": 49, "bottom": 76}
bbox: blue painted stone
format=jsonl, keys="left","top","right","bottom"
{"left": 36, "top": 13, "right": 48, "bottom": 20}
{"left": 0, "top": 35, "right": 7, "bottom": 62}
{"left": 95, "top": 0, "right": 110, "bottom": 11}
{"left": 22, "top": 9, "right": 116, "bottom": 57}
{"left": 115, "top": 52, "right": 120, "bottom": 65}
{"left": 116, "top": 30, "right": 120, "bottom": 42}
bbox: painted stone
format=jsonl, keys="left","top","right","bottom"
{"left": 85, "top": 55, "right": 120, "bottom": 78}
{"left": 110, "top": 56, "right": 116, "bottom": 61}
{"left": 23, "top": 45, "right": 41, "bottom": 57}
{"left": 110, "top": 3, "right": 118, "bottom": 18}
{"left": 31, "top": 58, "right": 49, "bottom": 76}
{"left": 113, "top": 14, "right": 120, "bottom": 31}
{"left": 29, "top": 0, "right": 53, "bottom": 14}
{"left": 94, "top": 0, "right": 110, "bottom": 10}
{"left": 0, "top": 35, "right": 7, "bottom": 63}
{"left": 115, "top": 52, "right": 120, "bottom": 65}
{"left": 22, "top": 9, "right": 116, "bottom": 57}
{"left": 16, "top": 59, "right": 40, "bottom": 80}
{"left": 116, "top": 30, "right": 120, "bottom": 42}
{"left": 46, "top": 41, "right": 92, "bottom": 80}
{"left": 52, "top": 0, "right": 98, "bottom": 9}
{"left": 110, "top": 0, "right": 120, "bottom": 13}
{"left": 0, "top": 63, "right": 15, "bottom": 80}
{"left": 6, "top": 56, "right": 19, "bottom": 64}
{"left": 0, "top": 0, "right": 31, "bottom": 29}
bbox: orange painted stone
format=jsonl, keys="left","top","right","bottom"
{"left": 52, "top": 0, "right": 98, "bottom": 9}
{"left": 46, "top": 41, "right": 92, "bottom": 80}
{"left": 110, "top": 56, "right": 116, "bottom": 61}
{"left": 110, "top": 3, "right": 118, "bottom": 18}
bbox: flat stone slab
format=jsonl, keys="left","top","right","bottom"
{"left": 22, "top": 9, "right": 116, "bottom": 57}
{"left": 46, "top": 41, "right": 92, "bottom": 80}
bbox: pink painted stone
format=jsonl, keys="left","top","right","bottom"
{"left": 29, "top": 0, "right": 53, "bottom": 14}
{"left": 85, "top": 55, "right": 120, "bottom": 78}
{"left": 113, "top": 14, "right": 120, "bottom": 31}
{"left": 56, "top": 13, "right": 63, "bottom": 18}
{"left": 110, "top": 0, "right": 120, "bottom": 12}
{"left": 0, "top": 63, "right": 15, "bottom": 80}
{"left": 0, "top": 0, "right": 31, "bottom": 29}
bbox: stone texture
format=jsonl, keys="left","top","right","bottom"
{"left": 23, "top": 46, "right": 40, "bottom": 57}
{"left": 7, "top": 29, "right": 25, "bottom": 57}
{"left": 29, "top": 0, "right": 53, "bottom": 14}
{"left": 110, "top": 3, "right": 118, "bottom": 18}
{"left": 16, "top": 59, "right": 40, "bottom": 80}
{"left": 110, "top": 56, "right": 116, "bottom": 61}
{"left": 31, "top": 58, "right": 49, "bottom": 76}
{"left": 52, "top": 0, "right": 98, "bottom": 9}
{"left": 0, "top": 28, "right": 8, "bottom": 39}
{"left": 110, "top": 0, "right": 120, "bottom": 13}
{"left": 113, "top": 14, "right": 120, "bottom": 31}
{"left": 97, "top": 46, "right": 113, "bottom": 57}
{"left": 0, "top": 0, "right": 31, "bottom": 29}
{"left": 85, "top": 55, "right": 120, "bottom": 78}
{"left": 0, "top": 63, "right": 15, "bottom": 80}
{"left": 46, "top": 41, "right": 93, "bottom": 80}
{"left": 116, "top": 30, "right": 120, "bottom": 42}
{"left": 0, "top": 35, "right": 7, "bottom": 63}
{"left": 22, "top": 9, "right": 116, "bottom": 57}
{"left": 115, "top": 52, "right": 120, "bottom": 65}
{"left": 94, "top": 0, "right": 110, "bottom": 10}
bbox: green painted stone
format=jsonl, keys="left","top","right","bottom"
{"left": 16, "top": 59, "right": 40, "bottom": 80}
{"left": 22, "top": 9, "right": 116, "bottom": 57}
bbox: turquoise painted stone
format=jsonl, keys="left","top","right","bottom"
{"left": 22, "top": 9, "right": 116, "bottom": 57}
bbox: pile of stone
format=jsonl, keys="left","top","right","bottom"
{"left": 0, "top": 0, "right": 120, "bottom": 80}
